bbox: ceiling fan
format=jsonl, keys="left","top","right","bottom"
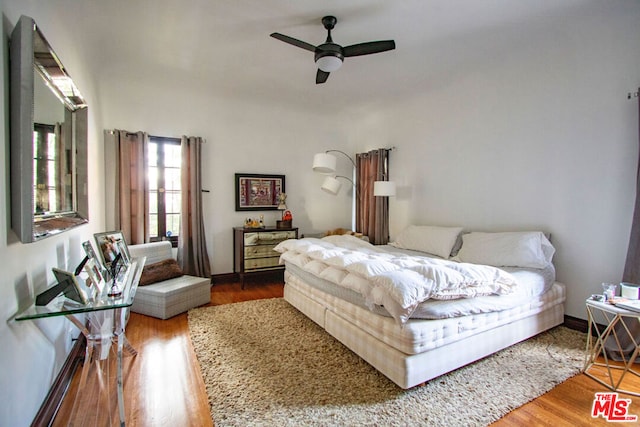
{"left": 270, "top": 15, "right": 396, "bottom": 84}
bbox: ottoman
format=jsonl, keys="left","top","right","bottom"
{"left": 132, "top": 275, "right": 211, "bottom": 319}
{"left": 128, "top": 241, "right": 211, "bottom": 319}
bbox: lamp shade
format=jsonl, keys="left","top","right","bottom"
{"left": 373, "top": 181, "right": 397, "bottom": 197}
{"left": 312, "top": 153, "right": 337, "bottom": 174}
{"left": 321, "top": 176, "right": 342, "bottom": 195}
{"left": 316, "top": 55, "right": 343, "bottom": 72}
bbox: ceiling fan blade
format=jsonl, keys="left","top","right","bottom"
{"left": 316, "top": 69, "right": 330, "bottom": 84}
{"left": 343, "top": 40, "right": 396, "bottom": 57}
{"left": 270, "top": 33, "right": 317, "bottom": 52}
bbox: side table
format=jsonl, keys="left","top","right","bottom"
{"left": 584, "top": 298, "right": 640, "bottom": 396}
{"left": 14, "top": 257, "right": 145, "bottom": 426}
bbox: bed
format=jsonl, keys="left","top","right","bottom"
{"left": 275, "top": 227, "right": 565, "bottom": 389}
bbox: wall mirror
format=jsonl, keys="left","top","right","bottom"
{"left": 10, "top": 15, "right": 89, "bottom": 243}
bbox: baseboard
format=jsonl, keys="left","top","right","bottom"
{"left": 563, "top": 314, "right": 588, "bottom": 333}
{"left": 211, "top": 272, "right": 238, "bottom": 284}
{"left": 31, "top": 333, "right": 86, "bottom": 427}
{"left": 211, "top": 271, "right": 285, "bottom": 285}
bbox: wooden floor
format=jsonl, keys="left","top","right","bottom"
{"left": 52, "top": 278, "right": 640, "bottom": 426}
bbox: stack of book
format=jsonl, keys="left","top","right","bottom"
{"left": 612, "top": 298, "right": 640, "bottom": 313}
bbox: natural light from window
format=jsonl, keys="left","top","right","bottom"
{"left": 148, "top": 137, "right": 181, "bottom": 245}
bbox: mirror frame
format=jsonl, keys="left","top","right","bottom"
{"left": 10, "top": 15, "right": 89, "bottom": 243}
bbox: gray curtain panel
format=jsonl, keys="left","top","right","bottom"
{"left": 624, "top": 90, "right": 640, "bottom": 284}
{"left": 605, "top": 89, "right": 640, "bottom": 361}
{"left": 177, "top": 136, "right": 211, "bottom": 278}
{"left": 105, "top": 129, "right": 150, "bottom": 245}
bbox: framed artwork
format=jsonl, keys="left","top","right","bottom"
{"left": 52, "top": 267, "right": 88, "bottom": 304}
{"left": 93, "top": 230, "right": 131, "bottom": 269}
{"left": 235, "top": 173, "right": 285, "bottom": 211}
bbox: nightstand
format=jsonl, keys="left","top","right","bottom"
{"left": 233, "top": 226, "right": 298, "bottom": 288}
{"left": 584, "top": 299, "right": 640, "bottom": 396}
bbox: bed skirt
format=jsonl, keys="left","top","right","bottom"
{"left": 284, "top": 271, "right": 565, "bottom": 389}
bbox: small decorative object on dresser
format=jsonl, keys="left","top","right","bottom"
{"left": 234, "top": 226, "right": 298, "bottom": 289}
{"left": 277, "top": 210, "right": 293, "bottom": 229}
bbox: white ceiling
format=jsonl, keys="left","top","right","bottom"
{"left": 50, "top": 0, "right": 591, "bottom": 115}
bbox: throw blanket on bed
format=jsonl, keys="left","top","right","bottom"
{"left": 274, "top": 235, "right": 517, "bottom": 324}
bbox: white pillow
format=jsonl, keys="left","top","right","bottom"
{"left": 456, "top": 231, "right": 555, "bottom": 269}
{"left": 389, "top": 225, "right": 463, "bottom": 259}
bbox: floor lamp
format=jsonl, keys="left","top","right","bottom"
{"left": 313, "top": 150, "right": 357, "bottom": 229}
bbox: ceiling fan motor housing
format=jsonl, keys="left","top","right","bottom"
{"left": 314, "top": 43, "right": 344, "bottom": 63}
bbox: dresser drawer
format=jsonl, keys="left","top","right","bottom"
{"left": 244, "top": 230, "right": 297, "bottom": 246}
{"left": 244, "top": 245, "right": 279, "bottom": 259}
{"left": 244, "top": 256, "right": 281, "bottom": 271}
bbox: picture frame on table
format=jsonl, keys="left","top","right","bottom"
{"left": 82, "top": 240, "right": 97, "bottom": 261}
{"left": 116, "top": 240, "right": 131, "bottom": 264}
{"left": 235, "top": 173, "right": 285, "bottom": 211}
{"left": 83, "top": 239, "right": 109, "bottom": 279}
{"left": 93, "top": 230, "right": 131, "bottom": 270}
{"left": 83, "top": 258, "right": 105, "bottom": 298}
{"left": 52, "top": 267, "right": 89, "bottom": 304}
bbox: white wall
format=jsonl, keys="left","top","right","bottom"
{"left": 349, "top": 2, "right": 640, "bottom": 319}
{"left": 96, "top": 73, "right": 353, "bottom": 274}
{"left": 1, "top": 1, "right": 106, "bottom": 425}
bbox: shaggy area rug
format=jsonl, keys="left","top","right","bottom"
{"left": 188, "top": 298, "right": 585, "bottom": 426}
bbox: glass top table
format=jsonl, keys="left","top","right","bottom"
{"left": 15, "top": 259, "right": 143, "bottom": 321}
{"left": 15, "top": 257, "right": 146, "bottom": 426}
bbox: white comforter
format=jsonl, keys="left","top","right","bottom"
{"left": 274, "top": 235, "right": 517, "bottom": 324}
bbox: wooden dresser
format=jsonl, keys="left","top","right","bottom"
{"left": 233, "top": 226, "right": 298, "bottom": 288}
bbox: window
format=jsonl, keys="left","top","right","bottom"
{"left": 33, "top": 123, "right": 59, "bottom": 213}
{"left": 148, "top": 136, "right": 181, "bottom": 246}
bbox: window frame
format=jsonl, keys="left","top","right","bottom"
{"left": 148, "top": 136, "right": 181, "bottom": 248}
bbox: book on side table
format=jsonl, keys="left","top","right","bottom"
{"left": 612, "top": 298, "right": 640, "bottom": 313}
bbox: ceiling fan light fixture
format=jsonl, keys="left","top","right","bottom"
{"left": 316, "top": 55, "right": 343, "bottom": 72}
{"left": 271, "top": 15, "right": 395, "bottom": 84}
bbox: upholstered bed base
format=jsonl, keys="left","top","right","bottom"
{"left": 284, "top": 273, "right": 565, "bottom": 389}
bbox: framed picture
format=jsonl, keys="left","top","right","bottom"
{"left": 94, "top": 230, "right": 131, "bottom": 269}
{"left": 116, "top": 240, "right": 130, "bottom": 265}
{"left": 235, "top": 173, "right": 285, "bottom": 211}
{"left": 83, "top": 258, "right": 105, "bottom": 298}
{"left": 82, "top": 240, "right": 97, "bottom": 260}
{"left": 52, "top": 267, "right": 88, "bottom": 304}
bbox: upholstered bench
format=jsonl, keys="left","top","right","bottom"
{"left": 128, "top": 241, "right": 211, "bottom": 319}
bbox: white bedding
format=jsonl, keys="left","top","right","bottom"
{"left": 285, "top": 261, "right": 556, "bottom": 320}
{"left": 275, "top": 235, "right": 520, "bottom": 324}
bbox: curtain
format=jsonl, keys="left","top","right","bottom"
{"left": 177, "top": 136, "right": 211, "bottom": 278}
{"left": 624, "top": 90, "right": 640, "bottom": 283}
{"left": 355, "top": 148, "right": 390, "bottom": 245}
{"left": 605, "top": 89, "right": 640, "bottom": 361}
{"left": 104, "top": 130, "right": 149, "bottom": 245}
